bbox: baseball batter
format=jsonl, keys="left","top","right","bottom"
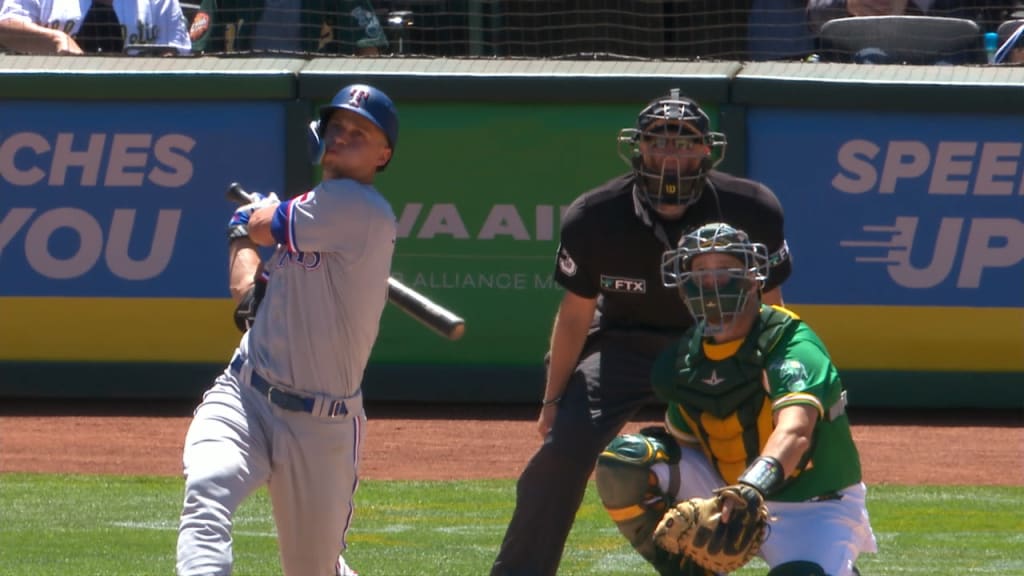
{"left": 176, "top": 84, "right": 399, "bottom": 576}
{"left": 595, "top": 222, "right": 877, "bottom": 575}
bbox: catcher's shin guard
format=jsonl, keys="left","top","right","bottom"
{"left": 596, "top": 432, "right": 705, "bottom": 576}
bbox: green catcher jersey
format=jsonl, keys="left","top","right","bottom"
{"left": 651, "top": 305, "right": 862, "bottom": 502}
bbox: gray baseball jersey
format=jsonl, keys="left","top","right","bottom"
{"left": 246, "top": 177, "right": 396, "bottom": 398}
{"left": 177, "top": 178, "right": 396, "bottom": 576}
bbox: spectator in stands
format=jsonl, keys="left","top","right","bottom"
{"left": 0, "top": 0, "right": 191, "bottom": 54}
{"left": 808, "top": 1, "right": 1021, "bottom": 36}
{"left": 996, "top": 18, "right": 1024, "bottom": 61}
{"left": 187, "top": 0, "right": 386, "bottom": 54}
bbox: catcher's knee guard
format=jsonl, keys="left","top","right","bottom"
{"left": 767, "top": 561, "right": 828, "bottom": 575}
{"left": 597, "top": 428, "right": 702, "bottom": 575}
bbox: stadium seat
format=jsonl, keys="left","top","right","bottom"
{"left": 994, "top": 19, "right": 1024, "bottom": 63}
{"left": 819, "top": 15, "right": 983, "bottom": 65}
{"left": 996, "top": 18, "right": 1024, "bottom": 45}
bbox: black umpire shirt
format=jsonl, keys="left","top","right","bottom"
{"left": 553, "top": 170, "right": 792, "bottom": 349}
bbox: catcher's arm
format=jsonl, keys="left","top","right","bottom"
{"left": 722, "top": 403, "right": 818, "bottom": 521}
{"left": 764, "top": 403, "right": 818, "bottom": 474}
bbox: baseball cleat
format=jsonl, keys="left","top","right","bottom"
{"left": 336, "top": 555, "right": 359, "bottom": 575}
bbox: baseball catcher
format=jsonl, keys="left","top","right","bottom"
{"left": 595, "top": 223, "right": 877, "bottom": 576}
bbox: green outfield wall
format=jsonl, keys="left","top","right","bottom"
{"left": 0, "top": 56, "right": 1020, "bottom": 408}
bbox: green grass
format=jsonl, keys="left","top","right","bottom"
{"left": 1, "top": 474, "right": 1022, "bottom": 575}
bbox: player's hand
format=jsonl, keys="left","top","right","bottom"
{"left": 720, "top": 493, "right": 736, "bottom": 523}
{"left": 537, "top": 403, "right": 557, "bottom": 438}
{"left": 54, "top": 32, "right": 84, "bottom": 54}
{"left": 228, "top": 192, "right": 280, "bottom": 228}
{"left": 227, "top": 192, "right": 279, "bottom": 241}
{"left": 718, "top": 483, "right": 764, "bottom": 525}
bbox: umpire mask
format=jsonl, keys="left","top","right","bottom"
{"left": 617, "top": 90, "right": 726, "bottom": 208}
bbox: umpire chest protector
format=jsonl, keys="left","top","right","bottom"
{"left": 659, "top": 306, "right": 794, "bottom": 420}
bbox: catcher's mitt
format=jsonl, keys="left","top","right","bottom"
{"left": 652, "top": 484, "right": 770, "bottom": 573}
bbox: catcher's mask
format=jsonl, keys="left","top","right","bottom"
{"left": 661, "top": 222, "right": 769, "bottom": 334}
{"left": 617, "top": 89, "right": 726, "bottom": 208}
{"left": 307, "top": 83, "right": 399, "bottom": 170}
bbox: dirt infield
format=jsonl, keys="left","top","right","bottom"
{"left": 0, "top": 400, "right": 1021, "bottom": 485}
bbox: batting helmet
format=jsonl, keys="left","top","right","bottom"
{"left": 661, "top": 222, "right": 768, "bottom": 333}
{"left": 307, "top": 83, "right": 400, "bottom": 169}
{"left": 617, "top": 89, "right": 726, "bottom": 207}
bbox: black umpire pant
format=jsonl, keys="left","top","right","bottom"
{"left": 490, "top": 332, "right": 676, "bottom": 576}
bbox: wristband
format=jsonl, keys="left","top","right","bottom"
{"left": 738, "top": 455, "right": 784, "bottom": 496}
{"left": 542, "top": 395, "right": 561, "bottom": 407}
{"left": 227, "top": 224, "right": 249, "bottom": 241}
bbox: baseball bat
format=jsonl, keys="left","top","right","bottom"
{"left": 226, "top": 182, "right": 466, "bottom": 341}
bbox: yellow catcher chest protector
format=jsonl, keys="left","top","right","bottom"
{"left": 662, "top": 307, "right": 795, "bottom": 484}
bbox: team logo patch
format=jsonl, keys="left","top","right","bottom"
{"left": 701, "top": 369, "right": 725, "bottom": 387}
{"left": 189, "top": 11, "right": 210, "bottom": 41}
{"left": 348, "top": 87, "right": 371, "bottom": 107}
{"left": 699, "top": 237, "right": 732, "bottom": 249}
{"left": 557, "top": 246, "right": 577, "bottom": 277}
{"left": 600, "top": 275, "right": 646, "bottom": 294}
{"left": 772, "top": 359, "right": 810, "bottom": 390}
{"left": 276, "top": 250, "right": 322, "bottom": 271}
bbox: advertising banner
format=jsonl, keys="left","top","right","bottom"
{"left": 748, "top": 108, "right": 1024, "bottom": 372}
{"left": 0, "top": 101, "right": 286, "bottom": 362}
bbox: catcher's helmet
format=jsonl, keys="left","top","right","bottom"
{"left": 617, "top": 89, "right": 726, "bottom": 207}
{"left": 307, "top": 83, "right": 399, "bottom": 169}
{"left": 661, "top": 222, "right": 768, "bottom": 333}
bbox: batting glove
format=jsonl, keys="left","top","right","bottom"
{"left": 228, "top": 192, "right": 280, "bottom": 241}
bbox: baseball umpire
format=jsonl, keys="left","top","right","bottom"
{"left": 490, "top": 89, "right": 793, "bottom": 576}
{"left": 595, "top": 222, "right": 877, "bottom": 575}
{"left": 176, "top": 83, "right": 399, "bottom": 576}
